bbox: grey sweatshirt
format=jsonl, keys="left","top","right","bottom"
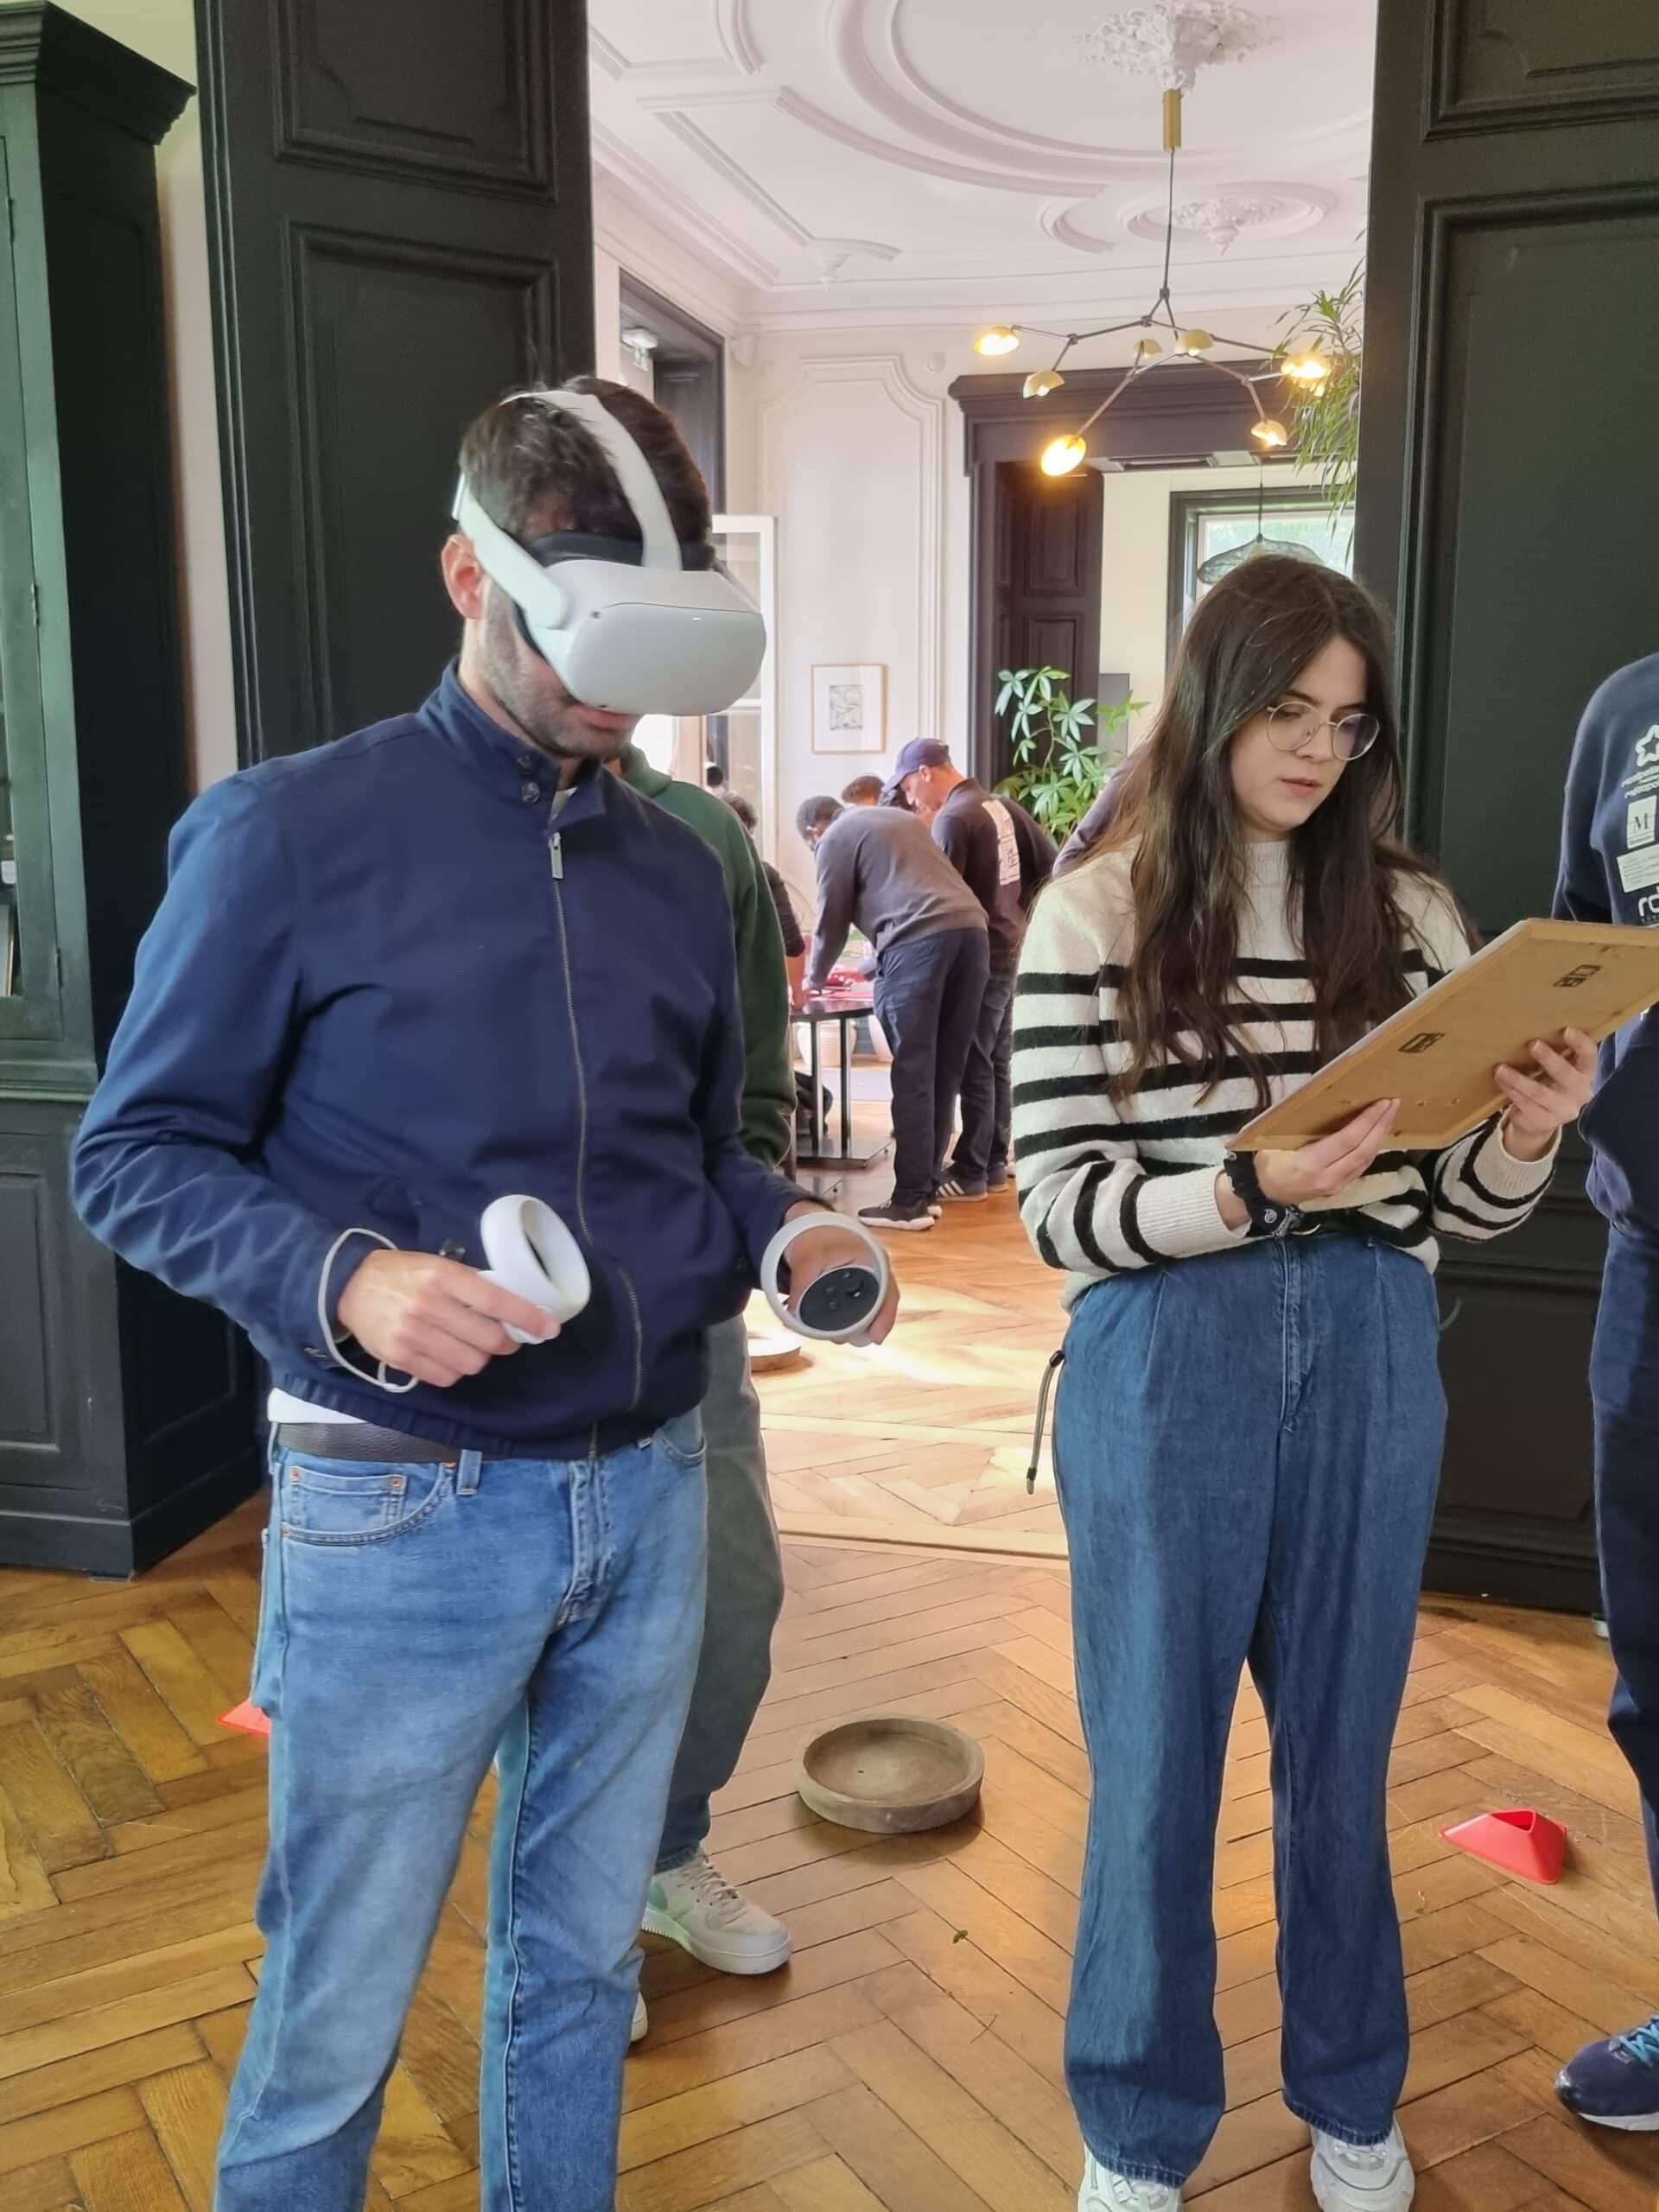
{"left": 806, "top": 805, "right": 985, "bottom": 991}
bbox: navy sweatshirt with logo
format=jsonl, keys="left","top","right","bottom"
{"left": 1554, "top": 652, "right": 1659, "bottom": 1239}
{"left": 73, "top": 669, "right": 804, "bottom": 1456}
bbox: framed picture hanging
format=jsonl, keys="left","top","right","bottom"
{"left": 810, "top": 664, "right": 885, "bottom": 754}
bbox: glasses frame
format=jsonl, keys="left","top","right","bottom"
{"left": 1262, "top": 702, "right": 1381, "bottom": 762}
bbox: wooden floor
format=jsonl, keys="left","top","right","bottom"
{"left": 3, "top": 1210, "right": 1659, "bottom": 2210}
{"left": 766, "top": 1090, "right": 1064, "bottom": 1551}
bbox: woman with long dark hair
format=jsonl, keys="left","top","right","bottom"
{"left": 1013, "top": 557, "right": 1592, "bottom": 2212}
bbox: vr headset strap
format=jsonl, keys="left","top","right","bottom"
{"left": 530, "top": 388, "right": 681, "bottom": 573}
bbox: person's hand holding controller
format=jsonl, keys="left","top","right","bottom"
{"left": 336, "top": 1251, "right": 558, "bottom": 1390}
{"left": 778, "top": 1204, "right": 899, "bottom": 1343}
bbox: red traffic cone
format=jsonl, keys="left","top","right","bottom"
{"left": 1440, "top": 1807, "right": 1566, "bottom": 1885}
{"left": 219, "top": 1699, "right": 271, "bottom": 1739}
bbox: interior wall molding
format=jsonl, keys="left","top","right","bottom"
{"left": 590, "top": 129, "right": 777, "bottom": 290}
{"left": 759, "top": 352, "right": 946, "bottom": 739}
{"left": 715, "top": 0, "right": 763, "bottom": 77}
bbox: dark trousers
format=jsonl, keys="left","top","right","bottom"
{"left": 1592, "top": 1225, "right": 1659, "bottom": 1910}
{"left": 874, "top": 926, "right": 989, "bottom": 1211}
{"left": 950, "top": 947, "right": 1018, "bottom": 1189}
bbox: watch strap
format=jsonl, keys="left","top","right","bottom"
{"left": 1224, "top": 1152, "right": 1301, "bottom": 1241}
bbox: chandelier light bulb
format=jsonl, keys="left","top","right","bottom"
{"left": 1251, "top": 416, "right": 1289, "bottom": 449}
{"left": 1041, "top": 434, "right": 1088, "bottom": 477}
{"left": 1023, "top": 369, "right": 1065, "bottom": 398}
{"left": 1132, "top": 338, "right": 1163, "bottom": 369}
{"left": 976, "top": 326, "right": 1020, "bottom": 358}
{"left": 1177, "top": 328, "right": 1214, "bottom": 355}
{"left": 1283, "top": 345, "right": 1331, "bottom": 385}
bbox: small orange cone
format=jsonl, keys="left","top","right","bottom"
{"left": 219, "top": 1699, "right": 271, "bottom": 1739}
{"left": 1440, "top": 1807, "right": 1566, "bottom": 1885}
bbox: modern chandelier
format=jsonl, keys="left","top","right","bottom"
{"left": 974, "top": 3, "right": 1331, "bottom": 477}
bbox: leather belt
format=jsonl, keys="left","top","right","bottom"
{"left": 275, "top": 1423, "right": 454, "bottom": 1464}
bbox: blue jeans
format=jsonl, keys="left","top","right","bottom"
{"left": 219, "top": 1418, "right": 708, "bottom": 2212}
{"left": 1053, "top": 1236, "right": 1446, "bottom": 2189}
{"left": 874, "top": 925, "right": 989, "bottom": 1210}
{"left": 656, "top": 1316, "right": 784, "bottom": 1872}
{"left": 1592, "top": 1226, "right": 1659, "bottom": 1910}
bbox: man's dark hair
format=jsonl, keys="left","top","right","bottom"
{"left": 840, "top": 775, "right": 885, "bottom": 805}
{"left": 456, "top": 376, "right": 711, "bottom": 546}
{"left": 797, "top": 796, "right": 843, "bottom": 842}
{"left": 722, "top": 791, "right": 758, "bottom": 833}
{"left": 704, "top": 760, "right": 726, "bottom": 789}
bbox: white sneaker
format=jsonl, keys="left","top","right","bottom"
{"left": 630, "top": 1993, "right": 647, "bottom": 2045}
{"left": 1310, "top": 2123, "right": 1414, "bottom": 2211}
{"left": 644, "top": 1852, "right": 791, "bottom": 1975}
{"left": 1078, "top": 2152, "right": 1182, "bottom": 2210}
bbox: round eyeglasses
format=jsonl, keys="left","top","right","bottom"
{"left": 1263, "top": 702, "right": 1380, "bottom": 761}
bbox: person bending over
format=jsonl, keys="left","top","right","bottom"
{"left": 798, "top": 792, "right": 988, "bottom": 1233}
{"left": 73, "top": 378, "right": 893, "bottom": 2212}
{"left": 888, "top": 738, "right": 1054, "bottom": 1198}
{"left": 1014, "top": 556, "right": 1589, "bottom": 2212}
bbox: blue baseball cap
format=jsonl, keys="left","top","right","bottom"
{"left": 881, "top": 739, "right": 952, "bottom": 801}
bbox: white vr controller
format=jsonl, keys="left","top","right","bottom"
{"left": 480, "top": 1197, "right": 887, "bottom": 1349}
{"left": 759, "top": 1212, "right": 890, "bottom": 1348}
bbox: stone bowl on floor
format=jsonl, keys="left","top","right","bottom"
{"left": 796, "top": 1713, "right": 984, "bottom": 1834}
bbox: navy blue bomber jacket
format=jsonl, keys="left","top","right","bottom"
{"left": 1554, "top": 652, "right": 1659, "bottom": 1240}
{"left": 73, "top": 668, "right": 804, "bottom": 1455}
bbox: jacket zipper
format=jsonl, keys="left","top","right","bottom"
{"left": 548, "top": 811, "right": 645, "bottom": 1414}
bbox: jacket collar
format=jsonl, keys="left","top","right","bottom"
{"left": 619, "top": 742, "right": 672, "bottom": 802}
{"left": 420, "top": 663, "right": 608, "bottom": 826}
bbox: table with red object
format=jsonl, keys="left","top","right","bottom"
{"left": 793, "top": 988, "right": 886, "bottom": 1171}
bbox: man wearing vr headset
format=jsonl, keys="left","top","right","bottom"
{"left": 73, "top": 378, "right": 895, "bottom": 2212}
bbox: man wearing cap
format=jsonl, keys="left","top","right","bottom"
{"left": 891, "top": 741, "right": 1055, "bottom": 1198}
{"left": 797, "top": 789, "right": 988, "bottom": 1232}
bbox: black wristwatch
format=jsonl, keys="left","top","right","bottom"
{"left": 1223, "top": 1152, "right": 1302, "bottom": 1241}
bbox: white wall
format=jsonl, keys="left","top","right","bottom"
{"left": 58, "top": 1, "right": 237, "bottom": 791}
{"left": 1099, "top": 459, "right": 1331, "bottom": 746}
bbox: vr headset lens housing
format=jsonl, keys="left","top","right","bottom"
{"left": 453, "top": 388, "right": 766, "bottom": 718}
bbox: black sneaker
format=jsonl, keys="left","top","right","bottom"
{"left": 859, "top": 1201, "right": 935, "bottom": 1234}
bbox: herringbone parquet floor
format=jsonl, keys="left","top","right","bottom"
{"left": 3, "top": 1201, "right": 1658, "bottom": 2211}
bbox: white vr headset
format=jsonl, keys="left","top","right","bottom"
{"left": 452, "top": 386, "right": 766, "bottom": 717}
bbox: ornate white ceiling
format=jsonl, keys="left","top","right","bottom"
{"left": 588, "top": 0, "right": 1376, "bottom": 333}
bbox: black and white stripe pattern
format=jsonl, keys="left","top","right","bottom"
{"left": 1013, "top": 843, "right": 1554, "bottom": 1303}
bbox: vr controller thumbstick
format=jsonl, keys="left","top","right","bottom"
{"left": 760, "top": 1215, "right": 890, "bottom": 1347}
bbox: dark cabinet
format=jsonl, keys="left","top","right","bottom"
{"left": 0, "top": 5, "right": 257, "bottom": 1574}
{"left": 1359, "top": 0, "right": 1659, "bottom": 1610}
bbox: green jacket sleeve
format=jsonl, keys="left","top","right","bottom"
{"left": 721, "top": 827, "right": 796, "bottom": 1169}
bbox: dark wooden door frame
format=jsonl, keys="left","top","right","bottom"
{"left": 1357, "top": 0, "right": 1659, "bottom": 1614}
{"left": 617, "top": 270, "right": 726, "bottom": 509}
{"left": 196, "top": 0, "right": 596, "bottom": 764}
{"left": 951, "top": 362, "right": 1283, "bottom": 783}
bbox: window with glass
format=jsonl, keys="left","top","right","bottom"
{"left": 1170, "top": 489, "right": 1355, "bottom": 643}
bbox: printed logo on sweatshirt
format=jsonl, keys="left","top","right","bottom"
{"left": 1639, "top": 728, "right": 1659, "bottom": 772}
{"left": 1618, "top": 843, "right": 1659, "bottom": 896}
{"left": 1629, "top": 795, "right": 1657, "bottom": 849}
{"left": 1626, "top": 726, "right": 1659, "bottom": 802}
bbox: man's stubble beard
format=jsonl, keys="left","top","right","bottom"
{"left": 477, "top": 588, "right": 635, "bottom": 766}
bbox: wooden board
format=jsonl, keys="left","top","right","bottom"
{"left": 1232, "top": 918, "right": 1659, "bottom": 1152}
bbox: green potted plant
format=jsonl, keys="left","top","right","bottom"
{"left": 995, "top": 666, "right": 1142, "bottom": 841}
{"left": 1278, "top": 261, "right": 1363, "bottom": 520}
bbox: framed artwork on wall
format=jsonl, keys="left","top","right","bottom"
{"left": 811, "top": 664, "right": 885, "bottom": 754}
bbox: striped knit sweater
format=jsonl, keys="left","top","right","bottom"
{"left": 1013, "top": 839, "right": 1554, "bottom": 1302}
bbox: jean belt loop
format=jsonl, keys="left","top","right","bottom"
{"left": 455, "top": 1449, "right": 483, "bottom": 1497}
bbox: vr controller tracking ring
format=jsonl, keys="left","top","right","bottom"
{"left": 760, "top": 1214, "right": 890, "bottom": 1346}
